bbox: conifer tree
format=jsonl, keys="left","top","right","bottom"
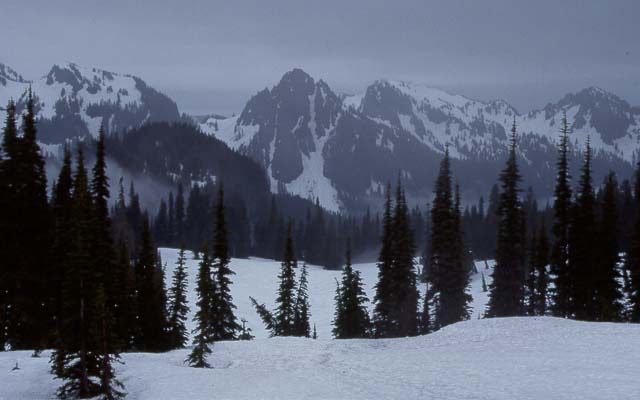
{"left": 373, "top": 184, "right": 394, "bottom": 336}
{"left": 251, "top": 223, "right": 300, "bottom": 336}
{"left": 293, "top": 263, "right": 311, "bottom": 337}
{"left": 551, "top": 111, "right": 573, "bottom": 317}
{"left": 333, "top": 242, "right": 370, "bottom": 339}
{"left": 427, "top": 148, "right": 471, "bottom": 330}
{"left": 532, "top": 224, "right": 549, "bottom": 316}
{"left": 487, "top": 119, "right": 526, "bottom": 317}
{"left": 135, "top": 215, "right": 167, "bottom": 351}
{"left": 626, "top": 162, "right": 640, "bottom": 322}
{"left": 593, "top": 172, "right": 622, "bottom": 321}
{"left": 56, "top": 146, "right": 102, "bottom": 398}
{"left": 211, "top": 184, "right": 240, "bottom": 340}
{"left": 94, "top": 284, "right": 125, "bottom": 400}
{"left": 568, "top": 140, "right": 598, "bottom": 320}
{"left": 373, "top": 179, "right": 419, "bottom": 337}
{"left": 187, "top": 244, "right": 214, "bottom": 368}
{"left": 167, "top": 246, "right": 190, "bottom": 349}
{"left": 275, "top": 223, "right": 297, "bottom": 336}
{"left": 114, "top": 240, "right": 137, "bottom": 350}
{"left": 6, "top": 90, "right": 51, "bottom": 349}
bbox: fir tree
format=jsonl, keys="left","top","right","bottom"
{"left": 293, "top": 263, "right": 311, "bottom": 337}
{"left": 626, "top": 162, "right": 640, "bottom": 322}
{"left": 568, "top": 139, "right": 598, "bottom": 320}
{"left": 56, "top": 146, "right": 102, "bottom": 398}
{"left": 551, "top": 111, "right": 573, "bottom": 317}
{"left": 373, "top": 184, "right": 395, "bottom": 336}
{"left": 427, "top": 148, "right": 471, "bottom": 330}
{"left": 532, "top": 224, "right": 549, "bottom": 316}
{"left": 167, "top": 246, "right": 190, "bottom": 349}
{"left": 333, "top": 242, "right": 370, "bottom": 339}
{"left": 187, "top": 244, "right": 215, "bottom": 368}
{"left": 134, "top": 215, "right": 167, "bottom": 351}
{"left": 593, "top": 172, "right": 622, "bottom": 321}
{"left": 274, "top": 223, "right": 297, "bottom": 336}
{"left": 211, "top": 184, "right": 240, "bottom": 340}
{"left": 487, "top": 118, "right": 526, "bottom": 317}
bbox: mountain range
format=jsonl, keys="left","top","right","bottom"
{"left": 2, "top": 62, "right": 639, "bottom": 213}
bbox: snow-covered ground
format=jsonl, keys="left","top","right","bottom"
{"left": 2, "top": 249, "right": 639, "bottom": 399}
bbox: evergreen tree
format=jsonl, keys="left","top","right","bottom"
{"left": 167, "top": 246, "right": 190, "bottom": 349}
{"left": 56, "top": 146, "right": 102, "bottom": 398}
{"left": 593, "top": 172, "right": 622, "bottom": 321}
{"left": 551, "top": 111, "right": 573, "bottom": 317}
{"left": 373, "top": 179, "right": 419, "bottom": 337}
{"left": 487, "top": 119, "right": 526, "bottom": 317}
{"left": 134, "top": 215, "right": 167, "bottom": 351}
{"left": 373, "top": 184, "right": 395, "bottom": 336}
{"left": 251, "top": 223, "right": 299, "bottom": 336}
{"left": 532, "top": 224, "right": 549, "bottom": 316}
{"left": 94, "top": 284, "right": 125, "bottom": 400}
{"left": 274, "top": 223, "right": 297, "bottom": 336}
{"left": 427, "top": 148, "right": 471, "bottom": 330}
{"left": 6, "top": 89, "right": 51, "bottom": 349}
{"left": 626, "top": 162, "right": 640, "bottom": 322}
{"left": 293, "top": 263, "right": 311, "bottom": 337}
{"left": 333, "top": 242, "right": 370, "bottom": 339}
{"left": 187, "top": 244, "right": 214, "bottom": 368}
{"left": 568, "top": 140, "right": 598, "bottom": 320}
{"left": 114, "top": 240, "right": 137, "bottom": 350}
{"left": 211, "top": 184, "right": 240, "bottom": 340}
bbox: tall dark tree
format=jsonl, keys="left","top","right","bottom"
{"left": 167, "top": 246, "right": 190, "bottom": 349}
{"left": 568, "top": 140, "right": 598, "bottom": 320}
{"left": 211, "top": 184, "right": 241, "bottom": 340}
{"left": 551, "top": 111, "right": 573, "bottom": 317}
{"left": 626, "top": 162, "right": 640, "bottom": 322}
{"left": 56, "top": 147, "right": 101, "bottom": 398}
{"left": 274, "top": 223, "right": 298, "bottom": 336}
{"left": 593, "top": 172, "right": 622, "bottom": 321}
{"left": 427, "top": 148, "right": 471, "bottom": 330}
{"left": 5, "top": 90, "right": 51, "bottom": 349}
{"left": 527, "top": 223, "right": 549, "bottom": 316}
{"left": 373, "top": 179, "right": 419, "bottom": 337}
{"left": 251, "top": 223, "right": 299, "bottom": 337}
{"left": 333, "top": 242, "right": 370, "bottom": 339}
{"left": 373, "top": 184, "right": 395, "bottom": 336}
{"left": 187, "top": 244, "right": 214, "bottom": 368}
{"left": 293, "top": 263, "right": 311, "bottom": 337}
{"left": 487, "top": 119, "right": 526, "bottom": 317}
{"left": 134, "top": 215, "right": 167, "bottom": 351}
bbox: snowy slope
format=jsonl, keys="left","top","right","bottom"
{"left": 0, "top": 62, "right": 180, "bottom": 142}
{"left": 2, "top": 250, "right": 640, "bottom": 399}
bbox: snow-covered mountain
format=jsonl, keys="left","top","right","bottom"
{"left": 0, "top": 62, "right": 180, "bottom": 143}
{"left": 202, "top": 69, "right": 640, "bottom": 212}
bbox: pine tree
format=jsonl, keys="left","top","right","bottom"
{"left": 593, "top": 172, "right": 622, "bottom": 321}
{"left": 373, "top": 179, "right": 419, "bottom": 337}
{"left": 293, "top": 263, "right": 311, "bottom": 337}
{"left": 187, "top": 244, "right": 214, "bottom": 368}
{"left": 551, "top": 111, "right": 573, "bottom": 317}
{"left": 114, "top": 240, "right": 137, "bottom": 350}
{"left": 333, "top": 242, "right": 370, "bottom": 339}
{"left": 373, "top": 184, "right": 394, "bottom": 336}
{"left": 427, "top": 149, "right": 471, "bottom": 330}
{"left": 6, "top": 89, "right": 51, "bottom": 349}
{"left": 211, "top": 184, "right": 240, "bottom": 341}
{"left": 167, "top": 246, "right": 190, "bottom": 349}
{"left": 532, "top": 224, "right": 549, "bottom": 316}
{"left": 56, "top": 146, "right": 102, "bottom": 398}
{"left": 251, "top": 223, "right": 300, "bottom": 336}
{"left": 487, "top": 118, "right": 526, "bottom": 317}
{"left": 627, "top": 162, "right": 640, "bottom": 322}
{"left": 275, "top": 223, "right": 297, "bottom": 336}
{"left": 94, "top": 284, "right": 125, "bottom": 400}
{"left": 134, "top": 215, "right": 167, "bottom": 351}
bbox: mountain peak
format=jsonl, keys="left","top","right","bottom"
{"left": 0, "top": 63, "right": 27, "bottom": 85}
{"left": 278, "top": 68, "right": 314, "bottom": 87}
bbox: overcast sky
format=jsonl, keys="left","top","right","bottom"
{"left": 2, "top": 0, "right": 639, "bottom": 115}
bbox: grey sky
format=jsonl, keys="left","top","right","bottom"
{"left": 2, "top": 0, "right": 639, "bottom": 115}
